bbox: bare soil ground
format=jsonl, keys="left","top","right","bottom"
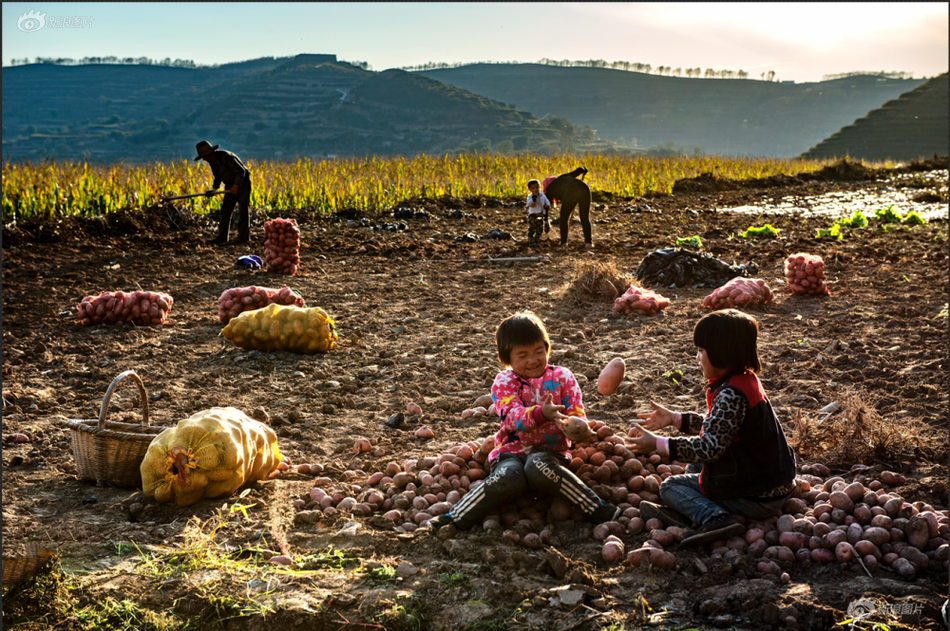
{"left": 2, "top": 159, "right": 948, "bottom": 630}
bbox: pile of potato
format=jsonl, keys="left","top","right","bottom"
{"left": 624, "top": 463, "right": 947, "bottom": 578}
{"left": 287, "top": 417, "right": 947, "bottom": 580}
{"left": 701, "top": 277, "right": 773, "bottom": 310}
{"left": 613, "top": 285, "right": 670, "bottom": 316}
{"left": 784, "top": 253, "right": 831, "bottom": 296}
{"left": 291, "top": 420, "right": 682, "bottom": 552}
{"left": 77, "top": 290, "right": 173, "bottom": 327}
{"left": 264, "top": 218, "right": 301, "bottom": 275}
{"left": 222, "top": 303, "right": 337, "bottom": 353}
{"left": 733, "top": 468, "right": 948, "bottom": 579}
{"left": 217, "top": 286, "right": 304, "bottom": 324}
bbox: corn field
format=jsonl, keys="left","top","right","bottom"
{"left": 2, "top": 153, "right": 834, "bottom": 223}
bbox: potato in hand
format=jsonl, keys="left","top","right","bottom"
{"left": 562, "top": 417, "right": 593, "bottom": 443}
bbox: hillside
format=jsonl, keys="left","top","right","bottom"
{"left": 1, "top": 56, "right": 597, "bottom": 161}
{"left": 1, "top": 57, "right": 285, "bottom": 161}
{"left": 800, "top": 73, "right": 948, "bottom": 161}
{"left": 421, "top": 64, "right": 926, "bottom": 157}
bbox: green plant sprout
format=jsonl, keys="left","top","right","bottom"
{"left": 675, "top": 235, "right": 702, "bottom": 247}
{"left": 662, "top": 368, "right": 685, "bottom": 384}
{"left": 741, "top": 224, "right": 780, "bottom": 238}
{"left": 837, "top": 210, "right": 868, "bottom": 228}
{"left": 366, "top": 564, "right": 397, "bottom": 582}
{"left": 816, "top": 223, "right": 843, "bottom": 239}
{"left": 903, "top": 210, "right": 926, "bottom": 225}
{"left": 874, "top": 205, "right": 903, "bottom": 224}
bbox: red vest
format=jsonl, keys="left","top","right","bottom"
{"left": 698, "top": 372, "right": 796, "bottom": 500}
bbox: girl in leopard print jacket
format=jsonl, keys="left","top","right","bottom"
{"left": 627, "top": 309, "right": 797, "bottom": 547}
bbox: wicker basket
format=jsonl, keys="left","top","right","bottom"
{"left": 66, "top": 370, "right": 168, "bottom": 488}
{"left": 2, "top": 543, "right": 54, "bottom": 586}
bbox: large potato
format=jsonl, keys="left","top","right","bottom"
{"left": 597, "top": 358, "right": 626, "bottom": 395}
{"left": 562, "top": 417, "right": 593, "bottom": 443}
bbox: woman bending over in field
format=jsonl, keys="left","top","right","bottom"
{"left": 543, "top": 167, "right": 593, "bottom": 248}
{"left": 628, "top": 309, "right": 797, "bottom": 547}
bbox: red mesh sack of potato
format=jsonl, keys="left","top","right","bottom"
{"left": 702, "top": 277, "right": 773, "bottom": 310}
{"left": 264, "top": 218, "right": 300, "bottom": 275}
{"left": 77, "top": 290, "right": 174, "bottom": 328}
{"left": 784, "top": 253, "right": 830, "bottom": 296}
{"left": 613, "top": 285, "right": 670, "bottom": 316}
{"left": 218, "top": 286, "right": 304, "bottom": 324}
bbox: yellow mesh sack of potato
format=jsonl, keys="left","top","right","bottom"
{"left": 221, "top": 303, "right": 337, "bottom": 353}
{"left": 140, "top": 407, "right": 282, "bottom": 507}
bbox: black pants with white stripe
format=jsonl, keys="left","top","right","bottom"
{"left": 447, "top": 450, "right": 604, "bottom": 530}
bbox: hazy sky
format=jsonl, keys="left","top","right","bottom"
{"left": 3, "top": 2, "right": 947, "bottom": 83}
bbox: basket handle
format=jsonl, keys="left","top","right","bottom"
{"left": 97, "top": 370, "right": 149, "bottom": 429}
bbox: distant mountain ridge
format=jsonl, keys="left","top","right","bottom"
{"left": 1, "top": 55, "right": 597, "bottom": 161}
{"left": 801, "top": 73, "right": 948, "bottom": 162}
{"left": 421, "top": 64, "right": 927, "bottom": 156}
{"left": 2, "top": 55, "right": 935, "bottom": 162}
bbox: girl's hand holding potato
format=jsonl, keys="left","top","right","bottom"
{"left": 636, "top": 400, "right": 677, "bottom": 431}
{"left": 626, "top": 423, "right": 658, "bottom": 455}
{"left": 542, "top": 395, "right": 568, "bottom": 424}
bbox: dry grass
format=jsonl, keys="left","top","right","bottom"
{"left": 563, "top": 260, "right": 632, "bottom": 306}
{"left": 789, "top": 387, "right": 933, "bottom": 468}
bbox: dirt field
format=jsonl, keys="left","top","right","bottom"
{"left": 2, "top": 159, "right": 948, "bottom": 630}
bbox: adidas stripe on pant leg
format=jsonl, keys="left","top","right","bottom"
{"left": 449, "top": 455, "right": 527, "bottom": 530}
{"left": 524, "top": 450, "right": 600, "bottom": 515}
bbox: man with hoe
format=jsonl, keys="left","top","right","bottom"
{"left": 195, "top": 140, "right": 252, "bottom": 244}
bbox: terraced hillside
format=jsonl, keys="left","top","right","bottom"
{"left": 800, "top": 73, "right": 949, "bottom": 162}
{"left": 1, "top": 57, "right": 290, "bottom": 161}
{"left": 421, "top": 64, "right": 926, "bottom": 157}
{"left": 1, "top": 56, "right": 599, "bottom": 161}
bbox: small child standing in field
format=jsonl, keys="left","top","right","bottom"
{"left": 525, "top": 179, "right": 551, "bottom": 246}
{"left": 424, "top": 312, "right": 620, "bottom": 531}
{"left": 627, "top": 309, "right": 797, "bottom": 547}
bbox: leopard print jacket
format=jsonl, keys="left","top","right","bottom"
{"left": 671, "top": 386, "right": 796, "bottom": 499}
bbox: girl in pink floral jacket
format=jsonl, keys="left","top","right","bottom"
{"left": 424, "top": 312, "right": 620, "bottom": 531}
